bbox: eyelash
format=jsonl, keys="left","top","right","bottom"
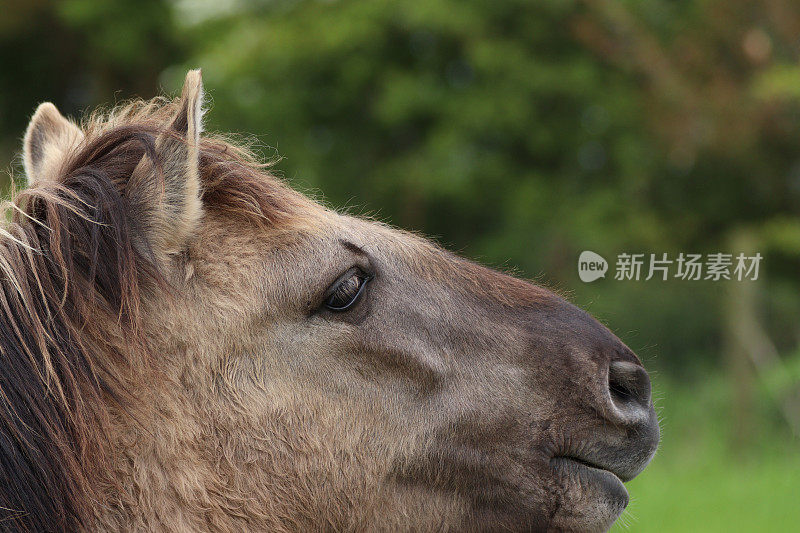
{"left": 323, "top": 269, "right": 373, "bottom": 312}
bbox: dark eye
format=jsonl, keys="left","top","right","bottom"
{"left": 323, "top": 269, "right": 372, "bottom": 312}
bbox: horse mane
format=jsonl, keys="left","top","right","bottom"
{"left": 0, "top": 95, "right": 306, "bottom": 530}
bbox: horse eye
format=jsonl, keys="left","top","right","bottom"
{"left": 324, "top": 270, "right": 372, "bottom": 312}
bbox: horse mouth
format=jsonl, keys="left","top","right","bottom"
{"left": 550, "top": 455, "right": 629, "bottom": 506}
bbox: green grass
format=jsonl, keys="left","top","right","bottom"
{"left": 616, "top": 443, "right": 800, "bottom": 531}
{"left": 612, "top": 362, "right": 800, "bottom": 532}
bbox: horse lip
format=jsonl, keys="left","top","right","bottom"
{"left": 551, "top": 454, "right": 633, "bottom": 483}
{"left": 550, "top": 455, "right": 630, "bottom": 513}
{"left": 551, "top": 405, "right": 661, "bottom": 484}
{"left": 550, "top": 429, "right": 658, "bottom": 482}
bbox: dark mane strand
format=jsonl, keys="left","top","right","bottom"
{"left": 0, "top": 127, "right": 163, "bottom": 531}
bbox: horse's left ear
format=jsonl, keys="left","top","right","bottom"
{"left": 128, "top": 69, "right": 205, "bottom": 261}
{"left": 23, "top": 102, "right": 85, "bottom": 185}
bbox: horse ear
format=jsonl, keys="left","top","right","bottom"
{"left": 128, "top": 69, "right": 205, "bottom": 260}
{"left": 23, "top": 102, "right": 84, "bottom": 185}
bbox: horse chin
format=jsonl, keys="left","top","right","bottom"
{"left": 550, "top": 502, "right": 625, "bottom": 533}
{"left": 548, "top": 457, "right": 630, "bottom": 532}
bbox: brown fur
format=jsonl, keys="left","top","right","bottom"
{"left": 2, "top": 71, "right": 658, "bottom": 532}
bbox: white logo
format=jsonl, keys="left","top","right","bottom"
{"left": 578, "top": 251, "right": 608, "bottom": 282}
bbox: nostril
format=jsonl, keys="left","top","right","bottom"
{"left": 609, "top": 381, "right": 634, "bottom": 405}
{"left": 608, "top": 361, "right": 652, "bottom": 415}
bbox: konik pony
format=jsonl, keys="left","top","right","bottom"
{"left": 0, "top": 71, "right": 658, "bottom": 532}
